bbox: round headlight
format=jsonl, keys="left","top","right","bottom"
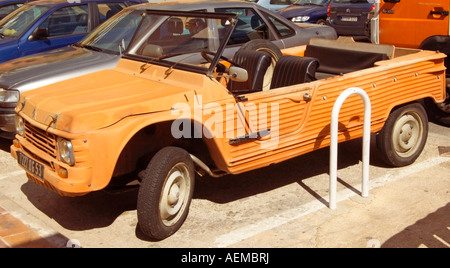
{"left": 57, "top": 138, "right": 75, "bottom": 166}
{"left": 15, "top": 115, "right": 25, "bottom": 136}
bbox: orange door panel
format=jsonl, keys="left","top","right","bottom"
{"left": 379, "top": 0, "right": 449, "bottom": 48}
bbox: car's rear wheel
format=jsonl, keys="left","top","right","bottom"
{"left": 376, "top": 103, "right": 428, "bottom": 167}
{"left": 137, "top": 147, "right": 195, "bottom": 240}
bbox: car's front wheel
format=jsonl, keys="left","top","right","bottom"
{"left": 137, "top": 146, "right": 195, "bottom": 240}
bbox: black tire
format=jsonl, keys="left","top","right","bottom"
{"left": 238, "top": 39, "right": 283, "bottom": 91}
{"left": 137, "top": 146, "right": 195, "bottom": 240}
{"left": 316, "top": 19, "right": 327, "bottom": 25}
{"left": 239, "top": 39, "right": 283, "bottom": 59}
{"left": 376, "top": 103, "right": 428, "bottom": 167}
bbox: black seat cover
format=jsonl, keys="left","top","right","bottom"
{"left": 270, "top": 55, "right": 319, "bottom": 89}
{"left": 228, "top": 50, "right": 271, "bottom": 94}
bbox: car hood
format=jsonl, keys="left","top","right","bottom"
{"left": 0, "top": 46, "right": 119, "bottom": 91}
{"left": 278, "top": 5, "right": 326, "bottom": 18}
{"left": 19, "top": 64, "right": 199, "bottom": 134}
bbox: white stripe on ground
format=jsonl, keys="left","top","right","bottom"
{"left": 214, "top": 156, "right": 449, "bottom": 247}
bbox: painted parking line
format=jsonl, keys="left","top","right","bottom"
{"left": 214, "top": 156, "right": 450, "bottom": 247}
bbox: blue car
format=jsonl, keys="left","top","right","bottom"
{"left": 277, "top": 0, "right": 330, "bottom": 25}
{"left": 0, "top": 0, "right": 142, "bottom": 63}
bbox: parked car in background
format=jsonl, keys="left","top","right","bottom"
{"left": 327, "top": 0, "right": 374, "bottom": 36}
{"left": 0, "top": 0, "right": 143, "bottom": 63}
{"left": 0, "top": 0, "right": 34, "bottom": 20}
{"left": 250, "top": 0, "right": 293, "bottom": 11}
{"left": 277, "top": 0, "right": 330, "bottom": 24}
{"left": 0, "top": 0, "right": 337, "bottom": 138}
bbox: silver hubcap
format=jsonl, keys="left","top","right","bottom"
{"left": 159, "top": 163, "right": 190, "bottom": 226}
{"left": 392, "top": 112, "right": 423, "bottom": 157}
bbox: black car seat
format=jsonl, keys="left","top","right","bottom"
{"left": 270, "top": 55, "right": 319, "bottom": 89}
{"left": 228, "top": 50, "right": 272, "bottom": 94}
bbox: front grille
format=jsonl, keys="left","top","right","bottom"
{"left": 24, "top": 121, "right": 57, "bottom": 159}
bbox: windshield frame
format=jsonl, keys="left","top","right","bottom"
{"left": 0, "top": 3, "right": 50, "bottom": 39}
{"left": 123, "top": 9, "right": 238, "bottom": 76}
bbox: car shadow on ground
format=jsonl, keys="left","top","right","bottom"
{"left": 193, "top": 135, "right": 387, "bottom": 205}
{"left": 18, "top": 135, "right": 388, "bottom": 236}
{"left": 0, "top": 138, "right": 11, "bottom": 153}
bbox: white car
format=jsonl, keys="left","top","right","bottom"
{"left": 250, "top": 0, "right": 293, "bottom": 11}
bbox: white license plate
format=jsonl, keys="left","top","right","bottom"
{"left": 17, "top": 151, "right": 44, "bottom": 180}
{"left": 341, "top": 16, "right": 358, "bottom": 22}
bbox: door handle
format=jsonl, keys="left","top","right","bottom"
{"left": 430, "top": 10, "right": 449, "bottom": 16}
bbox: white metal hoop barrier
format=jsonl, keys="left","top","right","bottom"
{"left": 329, "top": 87, "right": 371, "bottom": 210}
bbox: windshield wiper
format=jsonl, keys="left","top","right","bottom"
{"left": 75, "top": 43, "right": 104, "bottom": 52}
{"left": 140, "top": 52, "right": 198, "bottom": 77}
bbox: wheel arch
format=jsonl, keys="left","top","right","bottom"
{"left": 109, "top": 119, "right": 227, "bottom": 185}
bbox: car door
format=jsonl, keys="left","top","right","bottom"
{"left": 221, "top": 81, "right": 314, "bottom": 172}
{"left": 378, "top": 0, "right": 449, "bottom": 48}
{"left": 19, "top": 4, "right": 90, "bottom": 56}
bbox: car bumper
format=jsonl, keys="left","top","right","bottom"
{"left": 11, "top": 136, "right": 93, "bottom": 197}
{"left": 327, "top": 19, "right": 366, "bottom": 36}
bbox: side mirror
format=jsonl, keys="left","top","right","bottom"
{"left": 29, "top": 27, "right": 49, "bottom": 41}
{"left": 228, "top": 66, "right": 248, "bottom": 82}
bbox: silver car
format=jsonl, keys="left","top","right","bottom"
{"left": 0, "top": 0, "right": 336, "bottom": 138}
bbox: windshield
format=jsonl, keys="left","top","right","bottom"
{"left": 79, "top": 9, "right": 150, "bottom": 54}
{"left": 127, "top": 11, "right": 236, "bottom": 73}
{"left": 0, "top": 3, "right": 24, "bottom": 20}
{"left": 293, "top": 0, "right": 330, "bottom": 5}
{"left": 0, "top": 4, "right": 49, "bottom": 38}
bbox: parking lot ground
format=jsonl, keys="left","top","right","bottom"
{"left": 0, "top": 122, "right": 448, "bottom": 248}
{"left": 0, "top": 197, "right": 67, "bottom": 248}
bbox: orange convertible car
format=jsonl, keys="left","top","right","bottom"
{"left": 11, "top": 9, "right": 446, "bottom": 240}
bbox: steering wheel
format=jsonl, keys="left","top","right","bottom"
{"left": 201, "top": 51, "right": 241, "bottom": 73}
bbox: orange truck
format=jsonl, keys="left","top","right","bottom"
{"left": 368, "top": 0, "right": 450, "bottom": 124}
{"left": 11, "top": 9, "right": 446, "bottom": 240}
